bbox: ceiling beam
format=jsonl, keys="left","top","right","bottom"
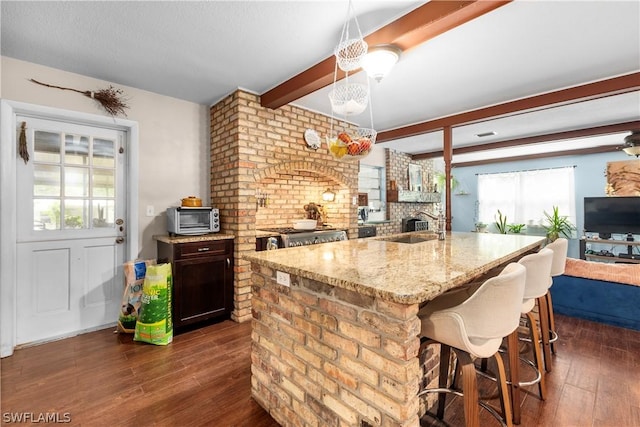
{"left": 260, "top": 0, "right": 511, "bottom": 109}
{"left": 411, "top": 120, "right": 640, "bottom": 160}
{"left": 451, "top": 145, "right": 621, "bottom": 168}
{"left": 377, "top": 72, "right": 640, "bottom": 143}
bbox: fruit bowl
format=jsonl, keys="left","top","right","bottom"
{"left": 327, "top": 129, "right": 376, "bottom": 161}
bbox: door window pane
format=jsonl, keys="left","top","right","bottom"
{"left": 64, "top": 199, "right": 88, "bottom": 229}
{"left": 64, "top": 134, "right": 89, "bottom": 165}
{"left": 65, "top": 167, "right": 89, "bottom": 197}
{"left": 34, "top": 131, "right": 61, "bottom": 163}
{"left": 92, "top": 200, "right": 114, "bottom": 228}
{"left": 34, "top": 199, "right": 60, "bottom": 230}
{"left": 92, "top": 169, "right": 115, "bottom": 197}
{"left": 34, "top": 165, "right": 61, "bottom": 197}
{"left": 93, "top": 138, "right": 115, "bottom": 168}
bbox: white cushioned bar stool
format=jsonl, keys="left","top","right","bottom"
{"left": 477, "top": 248, "right": 555, "bottom": 424}
{"left": 509, "top": 248, "right": 554, "bottom": 423}
{"left": 417, "top": 263, "right": 527, "bottom": 427}
{"left": 542, "top": 237, "right": 568, "bottom": 367}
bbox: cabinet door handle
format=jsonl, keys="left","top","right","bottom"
{"left": 226, "top": 258, "right": 231, "bottom": 268}
{"left": 197, "top": 247, "right": 210, "bottom": 252}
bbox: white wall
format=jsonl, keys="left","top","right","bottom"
{"left": 1, "top": 57, "right": 210, "bottom": 259}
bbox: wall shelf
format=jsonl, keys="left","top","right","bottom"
{"left": 387, "top": 190, "right": 440, "bottom": 203}
{"left": 580, "top": 237, "right": 640, "bottom": 264}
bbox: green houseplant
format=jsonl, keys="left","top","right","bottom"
{"left": 507, "top": 223, "right": 526, "bottom": 234}
{"left": 543, "top": 206, "right": 575, "bottom": 241}
{"left": 494, "top": 210, "right": 508, "bottom": 234}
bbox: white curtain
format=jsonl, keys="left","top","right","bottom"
{"left": 477, "top": 167, "right": 576, "bottom": 227}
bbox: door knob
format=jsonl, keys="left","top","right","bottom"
{"left": 116, "top": 237, "right": 125, "bottom": 244}
{"left": 115, "top": 218, "right": 124, "bottom": 225}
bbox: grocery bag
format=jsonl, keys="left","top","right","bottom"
{"left": 117, "top": 259, "right": 156, "bottom": 333}
{"left": 134, "top": 263, "right": 173, "bottom": 345}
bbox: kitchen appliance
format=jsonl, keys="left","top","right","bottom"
{"left": 256, "top": 227, "right": 347, "bottom": 250}
{"left": 167, "top": 207, "right": 220, "bottom": 236}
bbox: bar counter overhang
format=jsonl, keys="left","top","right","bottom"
{"left": 244, "top": 231, "right": 546, "bottom": 426}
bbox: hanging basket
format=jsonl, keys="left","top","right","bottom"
{"left": 327, "top": 128, "right": 377, "bottom": 161}
{"left": 335, "top": 38, "right": 368, "bottom": 72}
{"left": 329, "top": 82, "right": 368, "bottom": 116}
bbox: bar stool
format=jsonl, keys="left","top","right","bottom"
{"left": 543, "top": 237, "right": 568, "bottom": 363}
{"left": 418, "top": 263, "right": 526, "bottom": 427}
{"left": 476, "top": 249, "right": 554, "bottom": 424}
{"left": 510, "top": 248, "right": 554, "bottom": 423}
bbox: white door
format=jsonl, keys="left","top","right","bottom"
{"left": 15, "top": 116, "right": 127, "bottom": 345}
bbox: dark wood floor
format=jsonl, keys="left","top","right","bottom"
{"left": 1, "top": 314, "right": 639, "bottom": 427}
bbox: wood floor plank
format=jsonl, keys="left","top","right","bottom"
{"left": 2, "top": 316, "right": 639, "bottom": 426}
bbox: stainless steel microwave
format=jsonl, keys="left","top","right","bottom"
{"left": 166, "top": 207, "right": 220, "bottom": 236}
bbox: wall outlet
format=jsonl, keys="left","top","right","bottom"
{"left": 276, "top": 271, "right": 290, "bottom": 287}
{"left": 146, "top": 205, "right": 155, "bottom": 217}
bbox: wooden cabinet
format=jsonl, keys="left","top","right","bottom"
{"left": 157, "top": 238, "right": 234, "bottom": 329}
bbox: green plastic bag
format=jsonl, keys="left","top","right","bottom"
{"left": 134, "top": 263, "right": 173, "bottom": 345}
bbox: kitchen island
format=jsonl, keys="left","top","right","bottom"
{"left": 244, "top": 231, "right": 546, "bottom": 426}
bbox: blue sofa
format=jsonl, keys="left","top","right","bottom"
{"left": 551, "top": 274, "right": 640, "bottom": 331}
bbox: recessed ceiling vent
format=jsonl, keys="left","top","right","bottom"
{"left": 475, "top": 131, "right": 496, "bottom": 138}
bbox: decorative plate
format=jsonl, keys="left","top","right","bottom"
{"left": 304, "top": 129, "right": 321, "bottom": 150}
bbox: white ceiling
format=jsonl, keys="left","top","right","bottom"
{"left": 2, "top": 1, "right": 639, "bottom": 163}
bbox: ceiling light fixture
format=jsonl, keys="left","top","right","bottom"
{"left": 361, "top": 44, "right": 402, "bottom": 82}
{"left": 622, "top": 130, "right": 640, "bottom": 157}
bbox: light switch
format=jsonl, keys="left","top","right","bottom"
{"left": 146, "top": 205, "right": 155, "bottom": 217}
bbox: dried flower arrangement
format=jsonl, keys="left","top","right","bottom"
{"left": 30, "top": 78, "right": 129, "bottom": 117}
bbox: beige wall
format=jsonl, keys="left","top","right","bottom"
{"left": 1, "top": 57, "right": 210, "bottom": 259}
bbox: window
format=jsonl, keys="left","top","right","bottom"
{"left": 477, "top": 166, "right": 575, "bottom": 228}
{"left": 32, "top": 130, "right": 117, "bottom": 231}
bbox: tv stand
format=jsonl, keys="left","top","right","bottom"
{"left": 580, "top": 237, "right": 640, "bottom": 264}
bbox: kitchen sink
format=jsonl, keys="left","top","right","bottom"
{"left": 376, "top": 232, "right": 438, "bottom": 244}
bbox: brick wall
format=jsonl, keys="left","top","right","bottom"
{"left": 210, "top": 90, "right": 361, "bottom": 322}
{"left": 250, "top": 263, "right": 439, "bottom": 426}
{"left": 384, "top": 149, "right": 440, "bottom": 234}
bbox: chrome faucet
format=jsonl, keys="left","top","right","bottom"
{"left": 414, "top": 210, "right": 446, "bottom": 240}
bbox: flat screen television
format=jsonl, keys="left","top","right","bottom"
{"left": 584, "top": 196, "right": 640, "bottom": 234}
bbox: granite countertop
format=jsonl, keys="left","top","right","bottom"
{"left": 154, "top": 233, "right": 234, "bottom": 244}
{"left": 243, "top": 231, "right": 546, "bottom": 304}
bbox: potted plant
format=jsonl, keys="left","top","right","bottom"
{"left": 507, "top": 223, "right": 526, "bottom": 234}
{"left": 494, "top": 210, "right": 508, "bottom": 234}
{"left": 543, "top": 206, "right": 575, "bottom": 241}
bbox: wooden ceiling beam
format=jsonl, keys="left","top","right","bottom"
{"left": 260, "top": 1, "right": 511, "bottom": 109}
{"left": 378, "top": 72, "right": 640, "bottom": 143}
{"left": 411, "top": 120, "right": 640, "bottom": 160}
{"left": 451, "top": 145, "right": 620, "bottom": 168}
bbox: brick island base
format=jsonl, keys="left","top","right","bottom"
{"left": 249, "top": 262, "right": 440, "bottom": 427}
